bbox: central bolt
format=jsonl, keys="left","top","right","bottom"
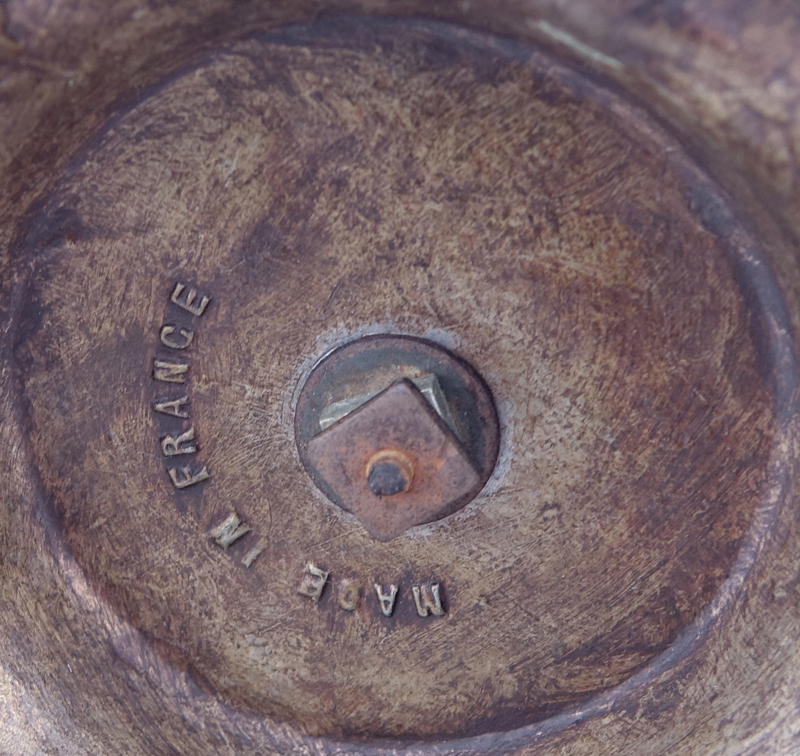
{"left": 295, "top": 335, "right": 500, "bottom": 540}
{"left": 366, "top": 450, "right": 415, "bottom": 497}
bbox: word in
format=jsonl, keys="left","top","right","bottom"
{"left": 209, "top": 511, "right": 266, "bottom": 569}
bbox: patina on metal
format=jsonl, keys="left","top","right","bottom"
{"left": 3, "top": 3, "right": 800, "bottom": 756}
{"left": 319, "top": 372, "right": 457, "bottom": 433}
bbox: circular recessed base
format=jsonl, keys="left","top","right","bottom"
{"left": 4, "top": 16, "right": 795, "bottom": 752}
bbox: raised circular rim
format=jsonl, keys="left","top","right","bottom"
{"left": 2, "top": 17, "right": 797, "bottom": 755}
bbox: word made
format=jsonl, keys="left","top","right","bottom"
{"left": 297, "top": 562, "right": 446, "bottom": 618}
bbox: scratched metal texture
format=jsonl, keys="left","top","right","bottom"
{"left": 1, "top": 3, "right": 800, "bottom": 756}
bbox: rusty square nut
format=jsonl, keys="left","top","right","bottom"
{"left": 306, "top": 379, "right": 482, "bottom": 541}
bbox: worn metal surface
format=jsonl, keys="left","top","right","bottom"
{"left": 2, "top": 2, "right": 800, "bottom": 756}
{"left": 320, "top": 372, "right": 457, "bottom": 433}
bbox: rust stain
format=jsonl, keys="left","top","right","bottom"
{"left": 307, "top": 379, "right": 482, "bottom": 541}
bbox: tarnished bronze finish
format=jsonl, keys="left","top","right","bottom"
{"left": 3, "top": 2, "right": 800, "bottom": 756}
{"left": 306, "top": 379, "right": 482, "bottom": 541}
